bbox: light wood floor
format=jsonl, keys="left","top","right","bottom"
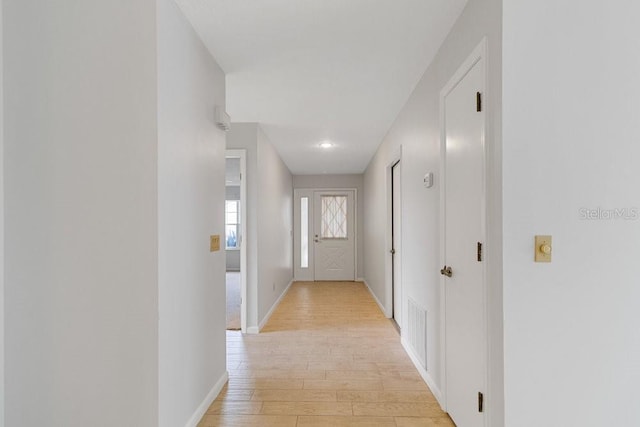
{"left": 199, "top": 281, "right": 454, "bottom": 427}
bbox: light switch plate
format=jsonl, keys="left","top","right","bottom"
{"left": 210, "top": 235, "right": 221, "bottom": 252}
{"left": 534, "top": 235, "right": 552, "bottom": 262}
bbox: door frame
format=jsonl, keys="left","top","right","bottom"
{"left": 438, "top": 38, "right": 488, "bottom": 414}
{"left": 391, "top": 160, "right": 402, "bottom": 329}
{"left": 384, "top": 153, "right": 403, "bottom": 326}
{"left": 293, "top": 187, "right": 359, "bottom": 281}
{"left": 384, "top": 147, "right": 402, "bottom": 320}
{"left": 226, "top": 149, "right": 247, "bottom": 333}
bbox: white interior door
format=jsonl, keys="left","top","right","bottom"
{"left": 392, "top": 161, "right": 402, "bottom": 328}
{"left": 313, "top": 190, "right": 355, "bottom": 281}
{"left": 443, "top": 56, "right": 486, "bottom": 426}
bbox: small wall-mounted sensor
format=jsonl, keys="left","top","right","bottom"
{"left": 215, "top": 106, "right": 231, "bottom": 131}
{"left": 423, "top": 172, "right": 434, "bottom": 188}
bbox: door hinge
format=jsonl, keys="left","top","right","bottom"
{"left": 478, "top": 392, "right": 484, "bottom": 413}
{"left": 477, "top": 242, "right": 483, "bottom": 262}
{"left": 476, "top": 91, "right": 482, "bottom": 112}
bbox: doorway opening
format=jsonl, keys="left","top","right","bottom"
{"left": 391, "top": 160, "right": 402, "bottom": 331}
{"left": 225, "top": 150, "right": 247, "bottom": 332}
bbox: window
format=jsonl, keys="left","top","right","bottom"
{"left": 300, "top": 197, "right": 309, "bottom": 268}
{"left": 225, "top": 200, "right": 240, "bottom": 249}
{"left": 321, "top": 195, "right": 347, "bottom": 239}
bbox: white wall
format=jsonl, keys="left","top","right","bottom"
{"left": 227, "top": 123, "right": 293, "bottom": 330}
{"left": 503, "top": 2, "right": 640, "bottom": 426}
{"left": 0, "top": 1, "right": 4, "bottom": 424}
{"left": 257, "top": 126, "right": 294, "bottom": 324}
{"left": 3, "top": 1, "right": 159, "bottom": 425}
{"left": 292, "top": 174, "right": 364, "bottom": 278}
{"left": 226, "top": 250, "right": 240, "bottom": 271}
{"left": 362, "top": 0, "right": 503, "bottom": 423}
{"left": 227, "top": 124, "right": 259, "bottom": 328}
{"left": 157, "top": 0, "right": 227, "bottom": 425}
{"left": 226, "top": 185, "right": 241, "bottom": 200}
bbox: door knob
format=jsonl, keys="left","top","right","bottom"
{"left": 440, "top": 266, "right": 453, "bottom": 277}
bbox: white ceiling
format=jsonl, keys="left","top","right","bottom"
{"left": 175, "top": 0, "right": 468, "bottom": 174}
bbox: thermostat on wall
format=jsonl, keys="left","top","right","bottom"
{"left": 423, "top": 172, "right": 434, "bottom": 188}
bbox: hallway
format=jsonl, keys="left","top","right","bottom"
{"left": 198, "top": 282, "right": 453, "bottom": 427}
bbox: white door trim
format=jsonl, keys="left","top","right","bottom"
{"left": 226, "top": 149, "right": 247, "bottom": 333}
{"left": 385, "top": 148, "right": 402, "bottom": 321}
{"left": 392, "top": 160, "right": 402, "bottom": 330}
{"left": 439, "top": 37, "right": 488, "bottom": 414}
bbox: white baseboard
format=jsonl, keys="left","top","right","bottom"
{"left": 246, "top": 326, "right": 259, "bottom": 334}
{"left": 257, "top": 279, "right": 294, "bottom": 332}
{"left": 401, "top": 336, "right": 445, "bottom": 410}
{"left": 360, "top": 278, "right": 391, "bottom": 318}
{"left": 184, "top": 370, "right": 229, "bottom": 427}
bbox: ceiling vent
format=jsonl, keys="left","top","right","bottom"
{"left": 215, "top": 106, "right": 231, "bottom": 131}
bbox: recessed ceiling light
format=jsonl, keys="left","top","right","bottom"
{"left": 319, "top": 141, "right": 333, "bottom": 149}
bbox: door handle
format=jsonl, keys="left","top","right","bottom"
{"left": 314, "top": 239, "right": 321, "bottom": 243}
{"left": 440, "top": 266, "right": 453, "bottom": 277}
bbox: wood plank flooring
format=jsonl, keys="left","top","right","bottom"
{"left": 199, "top": 281, "right": 454, "bottom": 427}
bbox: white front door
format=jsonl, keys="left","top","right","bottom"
{"left": 313, "top": 190, "right": 355, "bottom": 281}
{"left": 442, "top": 54, "right": 486, "bottom": 426}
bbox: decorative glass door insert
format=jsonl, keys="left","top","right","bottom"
{"left": 321, "top": 195, "right": 347, "bottom": 239}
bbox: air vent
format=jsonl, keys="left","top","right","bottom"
{"left": 407, "top": 297, "right": 427, "bottom": 369}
